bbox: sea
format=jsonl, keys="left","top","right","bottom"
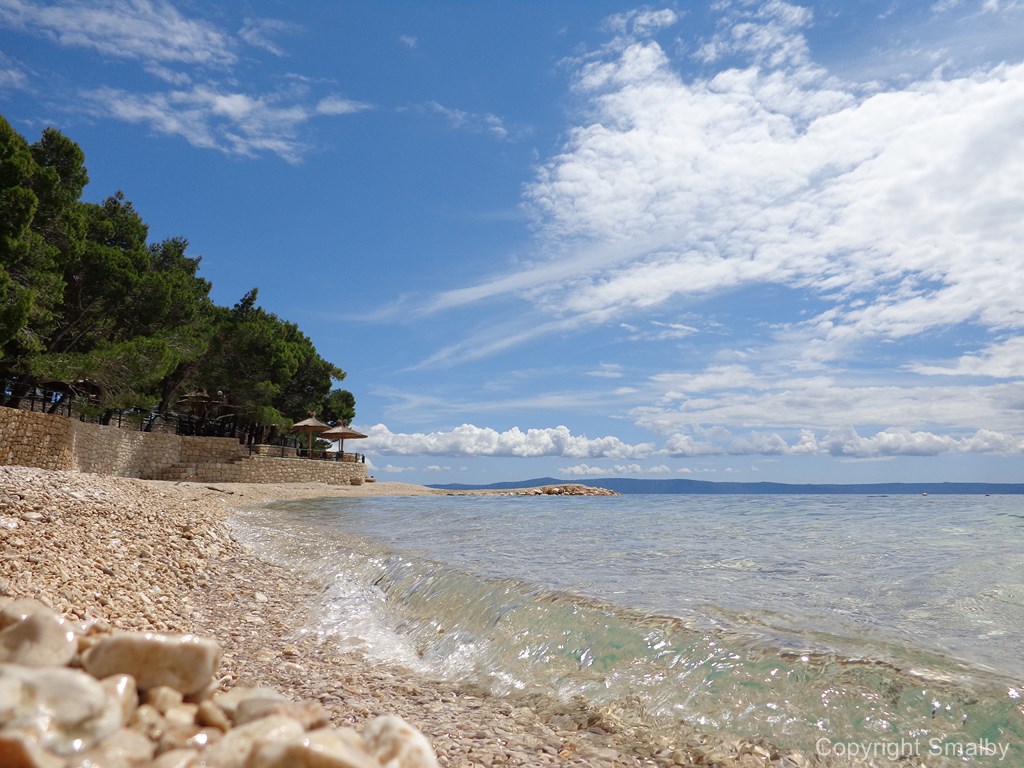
{"left": 229, "top": 493, "right": 1024, "bottom": 764}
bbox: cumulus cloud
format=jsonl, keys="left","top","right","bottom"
{"left": 525, "top": 57, "right": 1024, "bottom": 345}
{"left": 560, "top": 463, "right": 671, "bottom": 476}
{"left": 818, "top": 426, "right": 1024, "bottom": 457}
{"left": 362, "top": 421, "right": 1023, "bottom": 462}
{"left": 362, "top": 423, "right": 656, "bottom": 459}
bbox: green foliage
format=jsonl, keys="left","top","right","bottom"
{"left": 0, "top": 117, "right": 43, "bottom": 350}
{"left": 321, "top": 388, "right": 356, "bottom": 425}
{"left": 0, "top": 117, "right": 351, "bottom": 432}
{"left": 188, "top": 288, "right": 346, "bottom": 429}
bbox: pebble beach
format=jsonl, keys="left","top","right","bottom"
{"left": 0, "top": 465, "right": 815, "bottom": 767}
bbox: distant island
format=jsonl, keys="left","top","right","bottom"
{"left": 429, "top": 477, "right": 1024, "bottom": 495}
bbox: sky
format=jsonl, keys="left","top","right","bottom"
{"left": 2, "top": 0, "right": 1023, "bottom": 486}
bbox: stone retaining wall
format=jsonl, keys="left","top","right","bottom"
{"left": 0, "top": 405, "right": 366, "bottom": 485}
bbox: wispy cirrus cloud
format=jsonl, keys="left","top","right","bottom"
{"left": 239, "top": 17, "right": 300, "bottom": 57}
{"left": 0, "top": 52, "right": 29, "bottom": 90}
{"left": 0, "top": 0, "right": 237, "bottom": 66}
{"left": 657, "top": 425, "right": 1024, "bottom": 458}
{"left": 81, "top": 85, "right": 370, "bottom": 162}
{"left": 909, "top": 336, "right": 1024, "bottom": 378}
{"left": 0, "top": 0, "right": 371, "bottom": 161}
{"left": 425, "top": 100, "right": 514, "bottom": 141}
{"left": 424, "top": 1, "right": 1023, "bottom": 354}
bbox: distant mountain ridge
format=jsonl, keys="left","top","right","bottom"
{"left": 428, "top": 477, "right": 1024, "bottom": 494}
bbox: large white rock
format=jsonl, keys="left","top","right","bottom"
{"left": 234, "top": 697, "right": 330, "bottom": 729}
{"left": 197, "top": 714, "right": 305, "bottom": 768}
{"left": 0, "top": 664, "right": 123, "bottom": 756}
{"left": 247, "top": 727, "right": 381, "bottom": 768}
{"left": 99, "top": 674, "right": 139, "bottom": 725}
{"left": 0, "top": 611, "right": 77, "bottom": 667}
{"left": 363, "top": 716, "right": 439, "bottom": 768}
{"left": 81, "top": 632, "right": 221, "bottom": 695}
{"left": 150, "top": 748, "right": 200, "bottom": 768}
{"left": 211, "top": 686, "right": 286, "bottom": 722}
{"left": 68, "top": 727, "right": 155, "bottom": 767}
{"left": 0, "top": 599, "right": 55, "bottom": 629}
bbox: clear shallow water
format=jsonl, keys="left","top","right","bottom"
{"left": 230, "top": 494, "right": 1024, "bottom": 761}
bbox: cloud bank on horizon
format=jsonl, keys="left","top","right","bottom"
{"left": 2, "top": 0, "right": 1022, "bottom": 480}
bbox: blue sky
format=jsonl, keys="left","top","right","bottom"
{"left": 2, "top": 0, "right": 1023, "bottom": 485}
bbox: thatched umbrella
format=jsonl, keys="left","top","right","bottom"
{"left": 321, "top": 422, "right": 367, "bottom": 458}
{"left": 292, "top": 415, "right": 329, "bottom": 458}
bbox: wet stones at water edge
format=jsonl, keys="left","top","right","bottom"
{"left": 0, "top": 598, "right": 439, "bottom": 768}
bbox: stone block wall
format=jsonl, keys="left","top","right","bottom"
{"left": 0, "top": 405, "right": 366, "bottom": 485}
{"left": 0, "top": 406, "right": 76, "bottom": 471}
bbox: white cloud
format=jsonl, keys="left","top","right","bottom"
{"left": 658, "top": 425, "right": 1024, "bottom": 457}
{"left": 379, "top": 2, "right": 1023, "bottom": 467}
{"left": 560, "top": 463, "right": 608, "bottom": 476}
{"left": 586, "top": 363, "right": 625, "bottom": 379}
{"left": 0, "top": 0, "right": 236, "bottom": 67}
{"left": 819, "top": 426, "right": 1024, "bottom": 457}
{"left": 316, "top": 95, "right": 372, "bottom": 116}
{"left": 363, "top": 423, "right": 656, "bottom": 459}
{"left": 400, "top": 34, "right": 417, "bottom": 49}
{"left": 910, "top": 336, "right": 1024, "bottom": 377}
{"left": 525, "top": 57, "right": 1024, "bottom": 342}
{"left": 239, "top": 17, "right": 298, "bottom": 57}
{"left": 362, "top": 419, "right": 1023, "bottom": 465}
{"left": 81, "top": 84, "right": 366, "bottom": 162}
{"left": 634, "top": 371, "right": 1024, "bottom": 433}
{"left": 560, "top": 462, "right": 670, "bottom": 476}
{"left": 382, "top": 464, "right": 417, "bottom": 474}
{"left": 696, "top": 0, "right": 814, "bottom": 68}
{"left": 426, "top": 101, "right": 511, "bottom": 141}
{"left": 0, "top": 1, "right": 368, "bottom": 162}
{"left": 0, "top": 66, "right": 28, "bottom": 90}
{"left": 429, "top": 4, "right": 1023, "bottom": 363}
{"left": 604, "top": 8, "right": 680, "bottom": 38}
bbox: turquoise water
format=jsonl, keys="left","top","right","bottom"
{"left": 230, "top": 494, "right": 1024, "bottom": 762}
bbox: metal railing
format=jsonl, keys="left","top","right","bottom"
{"left": 249, "top": 441, "right": 365, "bottom": 463}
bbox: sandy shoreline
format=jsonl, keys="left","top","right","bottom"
{"left": 1, "top": 467, "right": 809, "bottom": 767}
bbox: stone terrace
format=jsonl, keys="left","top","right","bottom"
{"left": 0, "top": 405, "right": 366, "bottom": 485}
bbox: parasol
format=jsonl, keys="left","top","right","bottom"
{"left": 321, "top": 422, "right": 367, "bottom": 457}
{"left": 292, "top": 415, "right": 330, "bottom": 458}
